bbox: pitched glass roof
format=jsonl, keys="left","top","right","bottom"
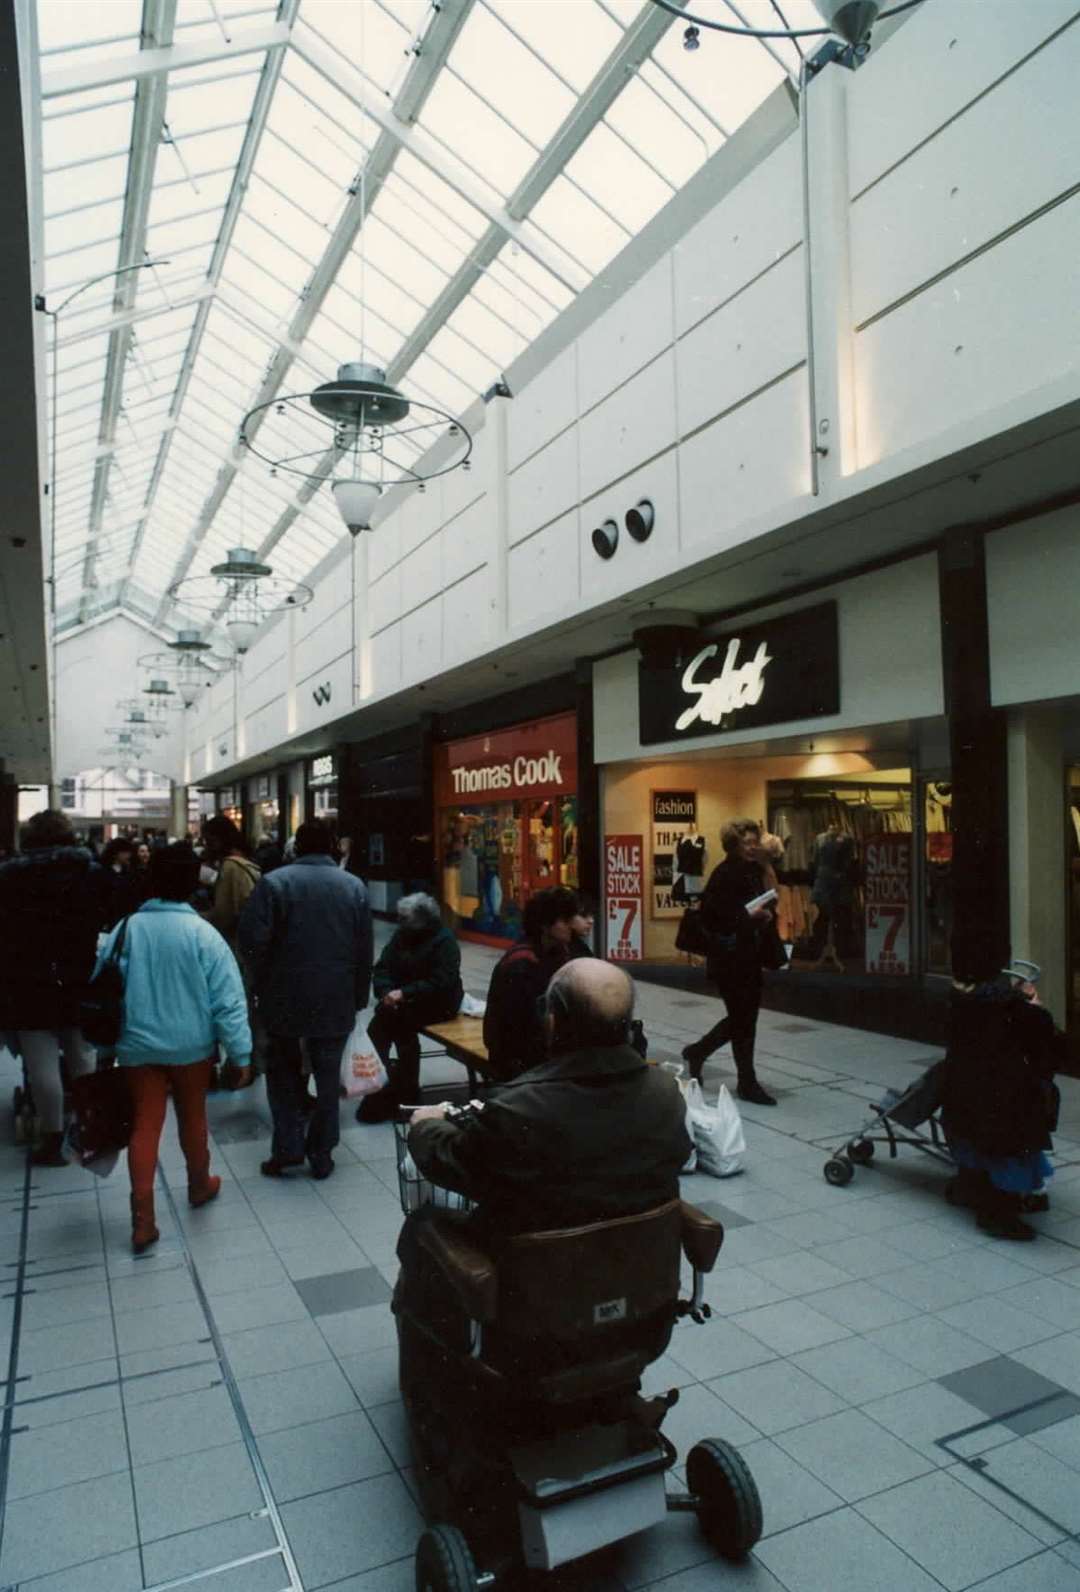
{"left": 38, "top": 0, "right": 821, "bottom": 640}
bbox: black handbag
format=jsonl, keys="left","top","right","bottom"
{"left": 675, "top": 907, "right": 710, "bottom": 956}
{"left": 68, "top": 1065, "right": 133, "bottom": 1170}
{"left": 79, "top": 916, "right": 129, "bottom": 1048}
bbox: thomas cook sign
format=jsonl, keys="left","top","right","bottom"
{"left": 637, "top": 602, "right": 839, "bottom": 746}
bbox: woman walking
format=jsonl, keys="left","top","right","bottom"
{"left": 682, "top": 818, "right": 777, "bottom": 1105}
{"left": 201, "top": 815, "right": 260, "bottom": 952}
{"left": 95, "top": 844, "right": 252, "bottom": 1251}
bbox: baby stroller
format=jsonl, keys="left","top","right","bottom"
{"left": 823, "top": 1058, "right": 952, "bottom": 1186}
{"left": 393, "top": 1113, "right": 763, "bottom": 1590}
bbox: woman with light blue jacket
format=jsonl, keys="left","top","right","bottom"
{"left": 96, "top": 844, "right": 252, "bottom": 1251}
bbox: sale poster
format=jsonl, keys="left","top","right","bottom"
{"left": 604, "top": 834, "right": 644, "bottom": 961}
{"left": 651, "top": 790, "right": 697, "bottom": 919}
{"left": 864, "top": 835, "right": 911, "bottom": 975}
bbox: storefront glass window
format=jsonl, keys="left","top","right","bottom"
{"left": 442, "top": 802, "right": 524, "bottom": 940}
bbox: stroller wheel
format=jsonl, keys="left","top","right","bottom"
{"left": 687, "top": 1438, "right": 763, "bottom": 1559}
{"left": 824, "top": 1157, "right": 854, "bottom": 1187}
{"left": 415, "top": 1523, "right": 478, "bottom": 1592}
{"left": 847, "top": 1139, "right": 874, "bottom": 1165}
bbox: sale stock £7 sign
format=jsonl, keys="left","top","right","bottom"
{"left": 864, "top": 836, "right": 911, "bottom": 976}
{"left": 605, "top": 834, "right": 644, "bottom": 962}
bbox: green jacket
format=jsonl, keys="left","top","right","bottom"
{"left": 373, "top": 923, "right": 463, "bottom": 1010}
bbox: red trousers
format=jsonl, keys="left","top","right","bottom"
{"left": 126, "top": 1059, "right": 214, "bottom": 1200}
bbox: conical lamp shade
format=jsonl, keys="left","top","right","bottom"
{"left": 332, "top": 478, "right": 381, "bottom": 533}
{"left": 226, "top": 617, "right": 260, "bottom": 654}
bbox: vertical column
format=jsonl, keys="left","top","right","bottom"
{"left": 574, "top": 659, "right": 600, "bottom": 916}
{"left": 1007, "top": 707, "right": 1066, "bottom": 1020}
{"left": 353, "top": 530, "right": 370, "bottom": 703}
{"left": 803, "top": 57, "right": 858, "bottom": 489}
{"left": 418, "top": 712, "right": 437, "bottom": 896}
{"left": 938, "top": 527, "right": 1009, "bottom": 978}
{"left": 168, "top": 779, "right": 187, "bottom": 840}
{"left": 0, "top": 769, "right": 18, "bottom": 854}
{"left": 489, "top": 394, "right": 510, "bottom": 644}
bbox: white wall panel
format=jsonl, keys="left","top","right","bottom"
{"left": 400, "top": 594, "right": 443, "bottom": 685}
{"left": 581, "top": 452, "right": 678, "bottom": 608}
{"left": 241, "top": 627, "right": 285, "bottom": 684}
{"left": 399, "top": 535, "right": 443, "bottom": 617}
{"left": 367, "top": 622, "right": 402, "bottom": 699}
{"left": 851, "top": 27, "right": 1080, "bottom": 327}
{"left": 855, "top": 198, "right": 1080, "bottom": 467}
{"left": 988, "top": 505, "right": 1080, "bottom": 707}
{"left": 679, "top": 369, "right": 810, "bottom": 560}
{"left": 442, "top": 498, "right": 495, "bottom": 587}
{"left": 245, "top": 695, "right": 287, "bottom": 754}
{"left": 242, "top": 651, "right": 287, "bottom": 714}
{"left": 508, "top": 510, "right": 580, "bottom": 636}
{"left": 399, "top": 480, "right": 444, "bottom": 559}
{"left": 294, "top": 602, "right": 352, "bottom": 684}
{"left": 506, "top": 344, "right": 577, "bottom": 471}
{"left": 189, "top": 743, "right": 208, "bottom": 780}
{"left": 293, "top": 565, "right": 349, "bottom": 638}
{"left": 673, "top": 137, "right": 800, "bottom": 338}
{"left": 579, "top": 351, "right": 677, "bottom": 503}
{"left": 507, "top": 423, "right": 579, "bottom": 545}
{"left": 444, "top": 567, "right": 495, "bottom": 667}
{"left": 676, "top": 249, "right": 805, "bottom": 438}
{"left": 368, "top": 563, "right": 402, "bottom": 635}
{"left": 443, "top": 421, "right": 489, "bottom": 524}
{"left": 848, "top": 0, "right": 1079, "bottom": 198}
{"left": 578, "top": 257, "right": 674, "bottom": 415}
{"left": 368, "top": 513, "right": 402, "bottom": 583}
{"left": 295, "top": 648, "right": 353, "bottom": 735}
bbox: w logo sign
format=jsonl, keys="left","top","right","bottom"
{"left": 312, "top": 682, "right": 332, "bottom": 707}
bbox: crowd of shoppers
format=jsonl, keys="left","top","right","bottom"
{"left": 0, "top": 805, "right": 1066, "bottom": 1253}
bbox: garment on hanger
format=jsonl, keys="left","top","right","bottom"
{"left": 676, "top": 834, "right": 706, "bottom": 875}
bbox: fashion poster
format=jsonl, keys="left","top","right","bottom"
{"left": 651, "top": 790, "right": 697, "bottom": 919}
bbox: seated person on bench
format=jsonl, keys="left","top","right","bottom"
{"left": 482, "top": 886, "right": 580, "bottom": 1081}
{"left": 357, "top": 892, "right": 463, "bottom": 1123}
{"left": 397, "top": 958, "right": 692, "bottom": 1354}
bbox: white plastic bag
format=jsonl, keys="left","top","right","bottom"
{"left": 685, "top": 1079, "right": 746, "bottom": 1178}
{"left": 459, "top": 992, "right": 487, "bottom": 1017}
{"left": 339, "top": 1012, "right": 388, "bottom": 1100}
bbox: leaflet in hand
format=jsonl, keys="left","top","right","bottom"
{"left": 744, "top": 888, "right": 778, "bottom": 914}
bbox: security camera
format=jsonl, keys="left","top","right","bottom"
{"left": 683, "top": 24, "right": 700, "bottom": 50}
{"left": 631, "top": 609, "right": 702, "bottom": 670}
{"left": 625, "top": 499, "right": 654, "bottom": 543}
{"left": 591, "top": 519, "right": 619, "bottom": 560}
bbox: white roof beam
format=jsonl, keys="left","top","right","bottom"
{"left": 154, "top": 0, "right": 478, "bottom": 627}
{"left": 78, "top": 0, "right": 179, "bottom": 623}
{"left": 50, "top": 285, "right": 216, "bottom": 352}
{"left": 120, "top": 0, "right": 302, "bottom": 607}
{"left": 40, "top": 20, "right": 292, "bottom": 100}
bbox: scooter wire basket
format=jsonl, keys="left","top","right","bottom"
{"left": 393, "top": 1114, "right": 475, "bottom": 1217}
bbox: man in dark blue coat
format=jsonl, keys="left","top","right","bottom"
{"left": 240, "top": 818, "right": 372, "bottom": 1179}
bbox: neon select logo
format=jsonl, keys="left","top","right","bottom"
{"left": 312, "top": 682, "right": 332, "bottom": 707}
{"left": 674, "top": 638, "right": 772, "bottom": 732}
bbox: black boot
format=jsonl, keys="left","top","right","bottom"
{"left": 737, "top": 1075, "right": 776, "bottom": 1107}
{"left": 976, "top": 1187, "right": 1036, "bottom": 1241}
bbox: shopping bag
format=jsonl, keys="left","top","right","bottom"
{"left": 685, "top": 1079, "right": 745, "bottom": 1178}
{"left": 675, "top": 907, "right": 709, "bottom": 956}
{"left": 339, "top": 1013, "right": 388, "bottom": 1099}
{"left": 459, "top": 993, "right": 487, "bottom": 1017}
{"left": 67, "top": 1065, "right": 132, "bottom": 1176}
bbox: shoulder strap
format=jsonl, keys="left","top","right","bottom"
{"left": 111, "top": 915, "right": 130, "bottom": 962}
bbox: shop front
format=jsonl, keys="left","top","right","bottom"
{"left": 435, "top": 712, "right": 579, "bottom": 945}
{"left": 593, "top": 559, "right": 954, "bottom": 1039}
{"left": 305, "top": 752, "right": 338, "bottom": 824}
{"left": 337, "top": 730, "right": 432, "bottom": 914}
{"left": 245, "top": 773, "right": 280, "bottom": 847}
{"left": 215, "top": 785, "right": 242, "bottom": 828}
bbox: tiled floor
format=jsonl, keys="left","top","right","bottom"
{"left": 2, "top": 932, "right": 1080, "bottom": 1590}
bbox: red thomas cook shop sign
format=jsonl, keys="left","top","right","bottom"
{"left": 434, "top": 713, "right": 578, "bottom": 805}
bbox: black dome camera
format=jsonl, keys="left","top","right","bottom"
{"left": 591, "top": 519, "right": 619, "bottom": 560}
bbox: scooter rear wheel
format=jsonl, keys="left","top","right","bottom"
{"left": 415, "top": 1523, "right": 478, "bottom": 1592}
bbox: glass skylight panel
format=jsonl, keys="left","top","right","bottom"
{"left": 46, "top": 198, "right": 124, "bottom": 264}
{"left": 448, "top": 4, "right": 576, "bottom": 152}
{"left": 36, "top": 1, "right": 142, "bottom": 54}
{"left": 563, "top": 120, "right": 674, "bottom": 234}
{"left": 402, "top": 351, "right": 474, "bottom": 419}
{"left": 649, "top": 24, "right": 785, "bottom": 134}
{"left": 418, "top": 70, "right": 536, "bottom": 200}
{"left": 491, "top": 0, "right": 621, "bottom": 94}
{"left": 605, "top": 73, "right": 722, "bottom": 186}
{"left": 442, "top": 293, "right": 524, "bottom": 372}
{"left": 43, "top": 98, "right": 133, "bottom": 172}
{"left": 294, "top": 3, "right": 414, "bottom": 99}
{"left": 529, "top": 174, "right": 630, "bottom": 276}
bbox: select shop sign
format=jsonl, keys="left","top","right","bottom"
{"left": 638, "top": 602, "right": 840, "bottom": 746}
{"left": 435, "top": 712, "right": 578, "bottom": 806}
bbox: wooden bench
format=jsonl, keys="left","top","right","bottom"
{"left": 419, "top": 1014, "right": 491, "bottom": 1095}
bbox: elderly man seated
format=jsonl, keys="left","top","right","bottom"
{"left": 395, "top": 958, "right": 692, "bottom": 1355}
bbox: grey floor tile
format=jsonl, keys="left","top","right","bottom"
{"left": 17, "top": 1319, "right": 119, "bottom": 1376}
{"left": 730, "top": 1300, "right": 850, "bottom": 1356}
{"left": 16, "top": 1547, "right": 143, "bottom": 1592}
{"left": 661, "top": 1376, "right": 761, "bottom": 1453}
{"left": 938, "top": 1355, "right": 1078, "bottom": 1433}
{"left": 318, "top": 1303, "right": 399, "bottom": 1357}
{"left": 140, "top": 1510, "right": 280, "bottom": 1590}
{"left": 0, "top": 1471, "right": 138, "bottom": 1582}
{"left": 760, "top": 1211, "right": 858, "bottom": 1248}
{"left": 622, "top": 1556, "right": 787, "bottom": 1591}
{"left": 305, "top": 1561, "right": 415, "bottom": 1592}
{"left": 707, "top": 1265, "right": 789, "bottom": 1315}
{"left": 126, "top": 1382, "right": 240, "bottom": 1464}
{"left": 1030, "top": 1411, "right": 1080, "bottom": 1468}
{"left": 857, "top": 1469, "right": 1043, "bottom": 1589}
{"left": 122, "top": 1354, "right": 222, "bottom": 1407}
{"left": 258, "top": 1407, "right": 393, "bottom": 1501}
{"left": 755, "top": 1505, "right": 943, "bottom": 1591}
{"left": 714, "top": 1226, "right": 801, "bottom": 1267}
{"left": 7, "top": 1408, "right": 129, "bottom": 1499}
{"left": 209, "top": 1280, "right": 309, "bottom": 1335}
{"left": 775, "top": 1408, "right": 934, "bottom": 1503}
{"left": 280, "top": 1471, "right": 423, "bottom": 1585}
{"left": 368, "top": 1396, "right": 413, "bottom": 1467}
{"left": 998, "top": 1275, "right": 1080, "bottom": 1331}
{"left": 222, "top": 1316, "right": 332, "bottom": 1378}
{"left": 666, "top": 1316, "right": 776, "bottom": 1379}
{"left": 810, "top": 1233, "right": 912, "bottom": 1280}
{"left": 1012, "top": 1332, "right": 1080, "bottom": 1399}
{"left": 807, "top": 1279, "right": 920, "bottom": 1333}
{"left": 737, "top": 1437, "right": 844, "bottom": 1536}
{"left": 114, "top": 1299, "right": 210, "bottom": 1356}
{"left": 875, "top": 1218, "right": 974, "bottom": 1261}
{"left": 875, "top": 1260, "right": 985, "bottom": 1312}
{"left": 120, "top": 1336, "right": 218, "bottom": 1382}
{"left": 19, "top": 1279, "right": 113, "bottom": 1332}
{"left": 791, "top": 1337, "right": 925, "bottom": 1403}
{"left": 866, "top": 1315, "right": 991, "bottom": 1377}
{"left": 134, "top": 1439, "right": 262, "bottom": 1542}
{"left": 709, "top": 1359, "right": 847, "bottom": 1437}
{"left": 338, "top": 1344, "right": 402, "bottom": 1410}
{"left": 276, "top": 1237, "right": 372, "bottom": 1280}
{"left": 612, "top": 1506, "right": 718, "bottom": 1589}
{"left": 959, "top": 1435, "right": 1080, "bottom": 1535}
{"left": 294, "top": 1266, "right": 394, "bottom": 1317}
{"left": 748, "top": 1251, "right": 856, "bottom": 1296}
{"left": 196, "top": 1249, "right": 291, "bottom": 1297}
{"left": 108, "top": 1263, "right": 199, "bottom": 1312}
{"left": 239, "top": 1357, "right": 360, "bottom": 1435}
{"left": 937, "top": 1294, "right": 1066, "bottom": 1354}
{"left": 861, "top": 1380, "right": 989, "bottom": 1465}
{"left": 965, "top": 1552, "right": 1080, "bottom": 1592}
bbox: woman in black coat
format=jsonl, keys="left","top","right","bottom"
{"left": 942, "top": 936, "right": 1065, "bottom": 1241}
{"left": 682, "top": 817, "right": 777, "bottom": 1105}
{"left": 356, "top": 892, "right": 463, "bottom": 1121}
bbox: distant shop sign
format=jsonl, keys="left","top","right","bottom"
{"left": 638, "top": 602, "right": 839, "bottom": 746}
{"left": 308, "top": 753, "right": 336, "bottom": 787}
{"left": 435, "top": 713, "right": 578, "bottom": 806}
